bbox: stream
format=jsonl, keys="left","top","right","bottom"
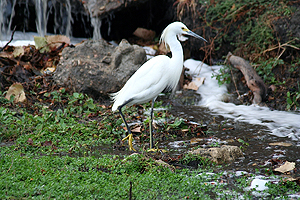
{"left": 165, "top": 59, "right": 300, "bottom": 173}
{"left": 168, "top": 104, "right": 300, "bottom": 172}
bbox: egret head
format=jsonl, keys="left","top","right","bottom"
{"left": 160, "top": 22, "right": 207, "bottom": 50}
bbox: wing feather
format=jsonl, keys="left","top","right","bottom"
{"left": 111, "top": 55, "right": 171, "bottom": 110}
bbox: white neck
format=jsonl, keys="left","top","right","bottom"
{"left": 165, "top": 34, "right": 183, "bottom": 65}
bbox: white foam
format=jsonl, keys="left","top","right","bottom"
{"left": 0, "top": 31, "right": 86, "bottom": 47}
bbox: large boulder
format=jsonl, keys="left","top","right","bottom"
{"left": 54, "top": 39, "right": 146, "bottom": 99}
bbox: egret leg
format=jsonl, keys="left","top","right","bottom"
{"left": 149, "top": 97, "right": 157, "bottom": 149}
{"left": 118, "top": 99, "right": 135, "bottom": 151}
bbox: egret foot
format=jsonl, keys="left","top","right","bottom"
{"left": 147, "top": 148, "right": 167, "bottom": 153}
{"left": 122, "top": 133, "right": 136, "bottom": 151}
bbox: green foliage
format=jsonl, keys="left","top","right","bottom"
{"left": 255, "top": 58, "right": 285, "bottom": 84}
{"left": 237, "top": 138, "right": 249, "bottom": 151}
{"left": 0, "top": 107, "right": 19, "bottom": 140}
{"left": 209, "top": 141, "right": 220, "bottom": 147}
{"left": 0, "top": 90, "right": 122, "bottom": 152}
{"left": 289, "top": 59, "right": 300, "bottom": 73}
{"left": 266, "top": 179, "right": 300, "bottom": 198}
{"left": 0, "top": 149, "right": 238, "bottom": 199}
{"left": 212, "top": 65, "right": 232, "bottom": 86}
{"left": 167, "top": 117, "right": 186, "bottom": 129}
{"left": 180, "top": 153, "right": 213, "bottom": 167}
{"left": 286, "top": 83, "right": 300, "bottom": 111}
{"left": 203, "top": 0, "right": 295, "bottom": 61}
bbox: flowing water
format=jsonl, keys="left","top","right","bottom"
{"left": 0, "top": 0, "right": 98, "bottom": 39}
{"left": 163, "top": 59, "right": 300, "bottom": 173}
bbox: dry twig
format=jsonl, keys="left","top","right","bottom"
{"left": 0, "top": 26, "right": 16, "bottom": 52}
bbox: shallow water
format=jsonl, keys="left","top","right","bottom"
{"left": 168, "top": 104, "right": 300, "bottom": 174}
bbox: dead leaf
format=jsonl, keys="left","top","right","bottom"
{"left": 5, "top": 83, "right": 27, "bottom": 103}
{"left": 269, "top": 142, "right": 292, "bottom": 147}
{"left": 23, "top": 64, "right": 32, "bottom": 71}
{"left": 183, "top": 77, "right": 206, "bottom": 90}
{"left": 44, "top": 66, "right": 56, "bottom": 74}
{"left": 183, "top": 81, "right": 198, "bottom": 90}
{"left": 131, "top": 126, "right": 142, "bottom": 133}
{"left": 45, "top": 35, "right": 70, "bottom": 50}
{"left": 155, "top": 159, "right": 175, "bottom": 172}
{"left": 190, "top": 137, "right": 203, "bottom": 144}
{"left": 13, "top": 46, "right": 25, "bottom": 57}
{"left": 34, "top": 36, "right": 49, "bottom": 53}
{"left": 274, "top": 161, "right": 295, "bottom": 173}
{"left": 269, "top": 85, "right": 276, "bottom": 92}
{"left": 34, "top": 35, "right": 70, "bottom": 53}
{"left": 284, "top": 177, "right": 297, "bottom": 182}
{"left": 0, "top": 51, "right": 12, "bottom": 58}
{"left": 231, "top": 4, "right": 236, "bottom": 10}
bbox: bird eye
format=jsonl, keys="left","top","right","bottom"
{"left": 181, "top": 27, "right": 188, "bottom": 31}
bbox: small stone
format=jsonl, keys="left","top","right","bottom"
{"left": 188, "top": 145, "right": 244, "bottom": 164}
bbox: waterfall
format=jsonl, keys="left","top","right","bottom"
{"left": 34, "top": 0, "right": 48, "bottom": 36}
{"left": 0, "top": 0, "right": 13, "bottom": 39}
{"left": 64, "top": 0, "right": 72, "bottom": 37}
{"left": 51, "top": 0, "right": 73, "bottom": 37}
{"left": 0, "top": 0, "right": 82, "bottom": 40}
{"left": 86, "top": 0, "right": 102, "bottom": 40}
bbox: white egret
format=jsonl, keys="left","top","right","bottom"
{"left": 111, "top": 22, "right": 207, "bottom": 151}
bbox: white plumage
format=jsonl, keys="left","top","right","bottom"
{"left": 111, "top": 22, "right": 207, "bottom": 150}
{"left": 111, "top": 55, "right": 176, "bottom": 111}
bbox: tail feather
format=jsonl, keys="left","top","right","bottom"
{"left": 110, "top": 91, "right": 120, "bottom": 111}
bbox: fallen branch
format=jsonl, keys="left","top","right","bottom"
{"left": 262, "top": 39, "right": 300, "bottom": 61}
{"left": 226, "top": 52, "right": 267, "bottom": 104}
{"left": 0, "top": 26, "right": 16, "bottom": 52}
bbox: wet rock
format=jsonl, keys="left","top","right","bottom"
{"left": 54, "top": 39, "right": 146, "bottom": 99}
{"left": 84, "top": 0, "right": 149, "bottom": 18}
{"left": 188, "top": 145, "right": 244, "bottom": 164}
